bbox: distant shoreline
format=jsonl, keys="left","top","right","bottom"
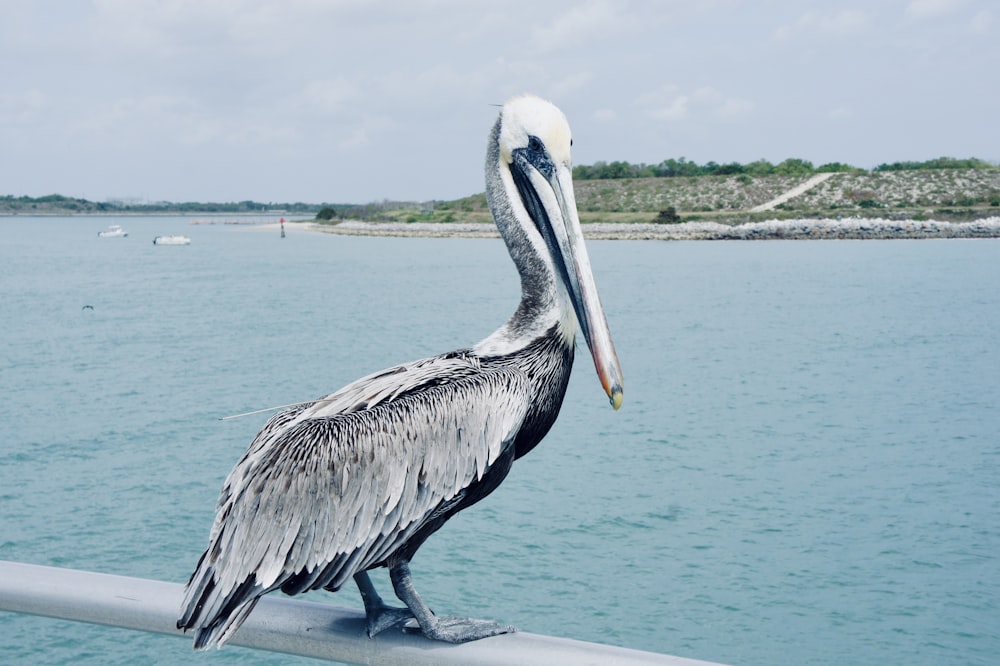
{"left": 307, "top": 217, "right": 1000, "bottom": 241}
{"left": 7, "top": 214, "right": 1000, "bottom": 241}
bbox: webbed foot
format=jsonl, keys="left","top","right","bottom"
{"left": 365, "top": 604, "right": 416, "bottom": 637}
{"left": 408, "top": 614, "right": 516, "bottom": 643}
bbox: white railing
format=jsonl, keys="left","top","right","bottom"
{"left": 0, "top": 560, "right": 724, "bottom": 666}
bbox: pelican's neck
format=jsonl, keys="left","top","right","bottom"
{"left": 473, "top": 118, "right": 577, "bottom": 358}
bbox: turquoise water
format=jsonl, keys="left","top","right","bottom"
{"left": 1, "top": 217, "right": 998, "bottom": 665}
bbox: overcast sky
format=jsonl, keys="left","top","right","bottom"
{"left": 2, "top": 0, "right": 997, "bottom": 204}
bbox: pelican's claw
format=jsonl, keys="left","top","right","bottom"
{"left": 366, "top": 604, "right": 416, "bottom": 637}
{"left": 407, "top": 614, "right": 516, "bottom": 643}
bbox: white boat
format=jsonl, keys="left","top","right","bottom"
{"left": 152, "top": 235, "right": 192, "bottom": 246}
{"left": 97, "top": 225, "right": 128, "bottom": 238}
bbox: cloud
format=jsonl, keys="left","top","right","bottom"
{"left": 377, "top": 64, "right": 473, "bottom": 109}
{"left": 550, "top": 71, "right": 593, "bottom": 99}
{"left": 340, "top": 124, "right": 370, "bottom": 151}
{"left": 593, "top": 108, "right": 617, "bottom": 122}
{"left": 70, "top": 93, "right": 299, "bottom": 149}
{"left": 969, "top": 9, "right": 993, "bottom": 33}
{"left": 296, "top": 78, "right": 364, "bottom": 116}
{"left": 337, "top": 115, "right": 394, "bottom": 151}
{"left": 0, "top": 90, "right": 48, "bottom": 122}
{"left": 529, "top": 0, "right": 632, "bottom": 54}
{"left": 638, "top": 86, "right": 689, "bottom": 122}
{"left": 905, "top": 0, "right": 970, "bottom": 19}
{"left": 717, "top": 97, "right": 755, "bottom": 120}
{"left": 72, "top": 94, "right": 196, "bottom": 132}
{"left": 828, "top": 106, "right": 855, "bottom": 121}
{"left": 775, "top": 9, "right": 872, "bottom": 39}
{"left": 638, "top": 85, "right": 754, "bottom": 123}
{"left": 819, "top": 9, "right": 872, "bottom": 35}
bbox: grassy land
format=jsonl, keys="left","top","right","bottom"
{"left": 366, "top": 168, "right": 1000, "bottom": 226}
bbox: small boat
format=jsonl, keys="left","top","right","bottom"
{"left": 152, "top": 235, "right": 192, "bottom": 246}
{"left": 98, "top": 225, "right": 128, "bottom": 238}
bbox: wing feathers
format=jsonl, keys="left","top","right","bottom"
{"left": 179, "top": 353, "right": 530, "bottom": 648}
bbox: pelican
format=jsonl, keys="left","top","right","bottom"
{"left": 177, "top": 94, "right": 624, "bottom": 649}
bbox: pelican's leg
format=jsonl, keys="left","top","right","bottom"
{"left": 388, "top": 560, "right": 515, "bottom": 643}
{"left": 353, "top": 571, "right": 414, "bottom": 637}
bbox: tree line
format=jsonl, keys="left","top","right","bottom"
{"left": 572, "top": 156, "right": 996, "bottom": 180}
{"left": 0, "top": 194, "right": 332, "bottom": 214}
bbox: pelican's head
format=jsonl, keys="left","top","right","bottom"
{"left": 498, "top": 96, "right": 573, "bottom": 170}
{"left": 489, "top": 95, "right": 623, "bottom": 410}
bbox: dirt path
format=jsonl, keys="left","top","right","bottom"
{"left": 750, "top": 172, "right": 836, "bottom": 212}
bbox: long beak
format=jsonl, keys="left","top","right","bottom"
{"left": 515, "top": 155, "right": 624, "bottom": 410}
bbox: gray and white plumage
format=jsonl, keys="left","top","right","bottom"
{"left": 178, "top": 94, "right": 623, "bottom": 649}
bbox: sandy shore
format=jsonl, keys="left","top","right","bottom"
{"left": 299, "top": 217, "right": 1000, "bottom": 241}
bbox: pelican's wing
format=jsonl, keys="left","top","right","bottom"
{"left": 298, "top": 351, "right": 488, "bottom": 419}
{"left": 178, "top": 352, "right": 530, "bottom": 648}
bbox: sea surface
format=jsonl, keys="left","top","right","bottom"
{"left": 1, "top": 216, "right": 997, "bottom": 666}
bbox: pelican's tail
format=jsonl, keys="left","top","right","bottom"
{"left": 177, "top": 550, "right": 263, "bottom": 650}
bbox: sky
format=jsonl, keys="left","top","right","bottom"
{"left": 1, "top": 0, "right": 997, "bottom": 204}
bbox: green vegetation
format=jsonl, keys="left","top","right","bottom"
{"left": 572, "top": 156, "right": 993, "bottom": 180}
{"left": 559, "top": 156, "right": 999, "bottom": 225}
{"left": 315, "top": 206, "right": 337, "bottom": 220}
{"left": 571, "top": 156, "right": 859, "bottom": 180}
{"left": 873, "top": 157, "right": 995, "bottom": 172}
{"left": 0, "top": 195, "right": 338, "bottom": 216}
{"left": 655, "top": 207, "right": 682, "bottom": 224}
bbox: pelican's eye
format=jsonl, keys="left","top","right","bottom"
{"left": 528, "top": 136, "right": 544, "bottom": 154}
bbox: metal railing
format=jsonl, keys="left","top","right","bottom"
{"left": 0, "top": 560, "right": 724, "bottom": 666}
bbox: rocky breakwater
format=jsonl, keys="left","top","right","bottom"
{"left": 584, "top": 217, "right": 1000, "bottom": 240}
{"left": 318, "top": 217, "right": 1000, "bottom": 240}
{"left": 320, "top": 220, "right": 500, "bottom": 238}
